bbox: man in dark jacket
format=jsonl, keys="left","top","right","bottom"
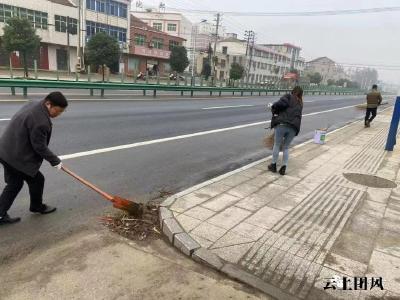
{"left": 0, "top": 92, "right": 67, "bottom": 225}
{"left": 365, "top": 84, "right": 382, "bottom": 127}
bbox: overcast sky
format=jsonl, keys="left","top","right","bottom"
{"left": 136, "top": 0, "right": 400, "bottom": 85}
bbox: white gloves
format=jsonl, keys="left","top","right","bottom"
{"left": 54, "top": 162, "right": 63, "bottom": 170}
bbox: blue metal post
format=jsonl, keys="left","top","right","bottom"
{"left": 385, "top": 96, "right": 400, "bottom": 151}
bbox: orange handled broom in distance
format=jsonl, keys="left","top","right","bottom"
{"left": 61, "top": 166, "right": 143, "bottom": 218}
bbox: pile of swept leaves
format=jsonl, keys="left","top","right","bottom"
{"left": 101, "top": 203, "right": 161, "bottom": 241}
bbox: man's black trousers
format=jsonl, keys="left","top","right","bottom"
{"left": 0, "top": 160, "right": 44, "bottom": 217}
{"left": 365, "top": 107, "right": 377, "bottom": 124}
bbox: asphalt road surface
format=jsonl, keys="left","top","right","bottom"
{"left": 0, "top": 93, "right": 394, "bottom": 263}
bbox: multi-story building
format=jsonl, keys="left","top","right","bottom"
{"left": 263, "top": 43, "right": 305, "bottom": 75}
{"left": 129, "top": 15, "right": 185, "bottom": 76}
{"left": 131, "top": 11, "right": 193, "bottom": 73}
{"left": 210, "top": 38, "right": 304, "bottom": 84}
{"left": 0, "top": 0, "right": 131, "bottom": 73}
{"left": 131, "top": 11, "right": 192, "bottom": 51}
{"left": 305, "top": 56, "right": 347, "bottom": 84}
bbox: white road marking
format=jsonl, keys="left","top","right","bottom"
{"left": 60, "top": 104, "right": 362, "bottom": 160}
{"left": 0, "top": 118, "right": 11, "bottom": 121}
{"left": 202, "top": 104, "right": 255, "bottom": 110}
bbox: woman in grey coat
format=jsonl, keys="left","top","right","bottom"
{"left": 268, "top": 86, "right": 303, "bottom": 175}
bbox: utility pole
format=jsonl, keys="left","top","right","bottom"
{"left": 212, "top": 13, "right": 221, "bottom": 85}
{"left": 246, "top": 31, "right": 255, "bottom": 84}
{"left": 244, "top": 30, "right": 253, "bottom": 83}
{"left": 67, "top": 16, "right": 71, "bottom": 74}
{"left": 77, "top": 0, "right": 82, "bottom": 71}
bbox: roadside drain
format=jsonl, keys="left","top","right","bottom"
{"left": 343, "top": 173, "right": 397, "bottom": 188}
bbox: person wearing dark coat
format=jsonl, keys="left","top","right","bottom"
{"left": 365, "top": 84, "right": 382, "bottom": 127}
{"left": 0, "top": 92, "right": 68, "bottom": 225}
{"left": 268, "top": 86, "right": 303, "bottom": 175}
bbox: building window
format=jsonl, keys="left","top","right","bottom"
{"left": 222, "top": 46, "right": 228, "bottom": 54}
{"left": 55, "top": 15, "right": 77, "bottom": 34}
{"left": 86, "top": 21, "right": 127, "bottom": 42}
{"left": 0, "top": 4, "right": 47, "bottom": 29}
{"left": 152, "top": 38, "right": 164, "bottom": 49}
{"left": 167, "top": 23, "right": 176, "bottom": 31}
{"left": 169, "top": 40, "right": 179, "bottom": 50}
{"left": 87, "top": 0, "right": 127, "bottom": 18}
{"left": 135, "top": 34, "right": 146, "bottom": 46}
{"left": 153, "top": 22, "right": 162, "bottom": 31}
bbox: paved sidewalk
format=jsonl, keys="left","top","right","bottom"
{"left": 161, "top": 109, "right": 400, "bottom": 300}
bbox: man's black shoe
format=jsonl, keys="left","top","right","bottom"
{"left": 279, "top": 166, "right": 286, "bottom": 175}
{"left": 268, "top": 163, "right": 277, "bottom": 173}
{"left": 30, "top": 204, "right": 57, "bottom": 215}
{"left": 0, "top": 214, "right": 21, "bottom": 225}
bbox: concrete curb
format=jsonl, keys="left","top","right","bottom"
{"left": 158, "top": 108, "right": 397, "bottom": 298}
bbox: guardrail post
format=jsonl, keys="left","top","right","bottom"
{"left": 34, "top": 60, "right": 38, "bottom": 79}
{"left": 210, "top": 91, "right": 213, "bottom": 96}
{"left": 241, "top": 91, "right": 244, "bottom": 96}
{"left": 385, "top": 96, "right": 400, "bottom": 151}
{"left": 143, "top": 89, "right": 146, "bottom": 96}
{"left": 181, "top": 91, "right": 184, "bottom": 96}
{"left": 232, "top": 91, "right": 235, "bottom": 96}
{"left": 153, "top": 90, "right": 156, "bottom": 98}
{"left": 23, "top": 87, "right": 27, "bottom": 98}
{"left": 11, "top": 87, "right": 15, "bottom": 96}
{"left": 219, "top": 90, "right": 222, "bottom": 97}
{"left": 191, "top": 90, "right": 194, "bottom": 97}
{"left": 251, "top": 90, "right": 253, "bottom": 96}
{"left": 101, "top": 89, "right": 104, "bottom": 97}
{"left": 90, "top": 89, "right": 94, "bottom": 96}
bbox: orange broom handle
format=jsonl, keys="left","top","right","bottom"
{"left": 61, "top": 166, "right": 114, "bottom": 201}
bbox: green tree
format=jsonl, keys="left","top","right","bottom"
{"left": 336, "top": 78, "right": 346, "bottom": 86}
{"left": 86, "top": 32, "right": 120, "bottom": 82}
{"left": 169, "top": 46, "right": 189, "bottom": 74}
{"left": 229, "top": 62, "right": 244, "bottom": 81}
{"left": 201, "top": 62, "right": 211, "bottom": 80}
{"left": 327, "top": 79, "right": 336, "bottom": 86}
{"left": 307, "top": 72, "right": 322, "bottom": 84}
{"left": 2, "top": 17, "right": 41, "bottom": 78}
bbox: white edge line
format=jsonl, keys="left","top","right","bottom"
{"left": 0, "top": 118, "right": 11, "bottom": 121}
{"left": 202, "top": 104, "right": 255, "bottom": 110}
{"left": 60, "top": 103, "right": 371, "bottom": 161}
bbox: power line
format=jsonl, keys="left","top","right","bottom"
{"left": 143, "top": 6, "right": 400, "bottom": 16}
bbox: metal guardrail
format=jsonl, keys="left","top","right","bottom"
{"left": 0, "top": 78, "right": 364, "bottom": 98}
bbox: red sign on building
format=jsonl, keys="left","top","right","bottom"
{"left": 132, "top": 46, "right": 171, "bottom": 59}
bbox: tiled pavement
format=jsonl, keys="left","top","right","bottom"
{"left": 161, "top": 109, "right": 400, "bottom": 300}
